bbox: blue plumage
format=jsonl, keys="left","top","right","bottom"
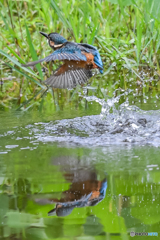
{"left": 94, "top": 51, "right": 103, "bottom": 73}
{"left": 99, "top": 179, "right": 107, "bottom": 197}
{"left": 48, "top": 43, "right": 87, "bottom": 61}
{"left": 48, "top": 32, "right": 67, "bottom": 44}
{"left": 78, "top": 43, "right": 103, "bottom": 72}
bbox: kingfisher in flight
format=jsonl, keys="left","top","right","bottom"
{"left": 22, "top": 32, "right": 103, "bottom": 89}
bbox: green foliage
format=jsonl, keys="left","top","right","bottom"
{"left": 0, "top": 0, "right": 160, "bottom": 111}
{"left": 25, "top": 24, "right": 43, "bottom": 80}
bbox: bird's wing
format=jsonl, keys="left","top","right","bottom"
{"left": 22, "top": 43, "right": 87, "bottom": 67}
{"left": 44, "top": 61, "right": 92, "bottom": 89}
{"left": 78, "top": 43, "right": 97, "bottom": 52}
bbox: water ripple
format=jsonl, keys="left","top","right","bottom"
{"left": 2, "top": 100, "right": 160, "bottom": 148}
{"left": 29, "top": 104, "right": 160, "bottom": 147}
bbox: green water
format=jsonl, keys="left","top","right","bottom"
{"left": 0, "top": 109, "right": 160, "bottom": 240}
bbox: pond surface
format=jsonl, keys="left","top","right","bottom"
{"left": 0, "top": 99, "right": 160, "bottom": 239}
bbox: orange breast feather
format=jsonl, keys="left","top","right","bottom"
{"left": 82, "top": 52, "right": 98, "bottom": 69}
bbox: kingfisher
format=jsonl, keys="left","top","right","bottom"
{"left": 22, "top": 32, "right": 103, "bottom": 89}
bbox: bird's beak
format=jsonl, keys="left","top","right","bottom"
{"left": 39, "top": 32, "right": 48, "bottom": 39}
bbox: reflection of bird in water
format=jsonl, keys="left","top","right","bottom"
{"left": 22, "top": 32, "right": 103, "bottom": 89}
{"left": 48, "top": 193, "right": 93, "bottom": 217}
{"left": 48, "top": 178, "right": 107, "bottom": 217}
{"left": 34, "top": 156, "right": 107, "bottom": 217}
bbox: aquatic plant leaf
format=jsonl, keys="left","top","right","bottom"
{"left": 107, "top": 0, "right": 133, "bottom": 6}
{"left": 0, "top": 49, "right": 40, "bottom": 79}
{"left": 5, "top": 62, "right": 45, "bottom": 88}
{"left": 25, "top": 24, "right": 43, "bottom": 80}
{"left": 49, "top": 0, "right": 72, "bottom": 30}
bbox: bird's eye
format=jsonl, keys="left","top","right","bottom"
{"left": 49, "top": 40, "right": 55, "bottom": 46}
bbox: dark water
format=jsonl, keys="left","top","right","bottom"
{"left": 0, "top": 99, "right": 160, "bottom": 239}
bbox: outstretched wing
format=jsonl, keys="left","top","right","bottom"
{"left": 22, "top": 43, "right": 87, "bottom": 67}
{"left": 44, "top": 61, "right": 92, "bottom": 89}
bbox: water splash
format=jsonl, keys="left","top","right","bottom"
{"left": 1, "top": 93, "right": 160, "bottom": 148}
{"left": 25, "top": 101, "right": 160, "bottom": 147}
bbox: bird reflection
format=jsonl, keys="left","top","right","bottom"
{"left": 35, "top": 156, "right": 107, "bottom": 217}
{"left": 48, "top": 178, "right": 107, "bottom": 217}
